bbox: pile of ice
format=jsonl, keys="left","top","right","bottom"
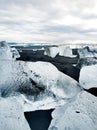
{"left": 0, "top": 41, "right": 81, "bottom": 107}
{"left": 1, "top": 41, "right": 97, "bottom": 130}
{"left": 0, "top": 43, "right": 80, "bottom": 99}
{"left": 49, "top": 91, "right": 97, "bottom": 130}
{"left": 44, "top": 46, "right": 74, "bottom": 58}
{"left": 78, "top": 46, "right": 97, "bottom": 58}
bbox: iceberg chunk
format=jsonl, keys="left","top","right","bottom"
{"left": 48, "top": 91, "right": 97, "bottom": 130}
{"left": 11, "top": 47, "right": 20, "bottom": 59}
{"left": 27, "top": 61, "right": 81, "bottom": 99}
{"left": 0, "top": 41, "right": 12, "bottom": 60}
{"left": 78, "top": 46, "right": 97, "bottom": 58}
{"left": 44, "top": 46, "right": 74, "bottom": 58}
{"left": 0, "top": 97, "right": 31, "bottom": 130}
{"left": 79, "top": 65, "right": 97, "bottom": 89}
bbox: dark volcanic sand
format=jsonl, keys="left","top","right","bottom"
{"left": 25, "top": 109, "right": 54, "bottom": 130}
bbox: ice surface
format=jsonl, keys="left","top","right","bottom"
{"left": 1, "top": 42, "right": 97, "bottom": 130}
{"left": 48, "top": 91, "right": 97, "bottom": 130}
{"left": 16, "top": 61, "right": 80, "bottom": 111}
{"left": 0, "top": 97, "right": 31, "bottom": 130}
{"left": 44, "top": 46, "right": 74, "bottom": 58}
{"left": 0, "top": 42, "right": 81, "bottom": 111}
{"left": 77, "top": 57, "right": 97, "bottom": 68}
{"left": 11, "top": 47, "right": 20, "bottom": 59}
{"left": 78, "top": 46, "right": 97, "bottom": 58}
{"left": 0, "top": 60, "right": 81, "bottom": 105}
{"left": 88, "top": 46, "right": 97, "bottom": 53}
{"left": 0, "top": 41, "right": 12, "bottom": 60}
{"left": 79, "top": 65, "right": 97, "bottom": 89}
{"left": 27, "top": 61, "right": 81, "bottom": 100}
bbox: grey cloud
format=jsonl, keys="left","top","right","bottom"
{"left": 0, "top": 0, "right": 97, "bottom": 43}
{"left": 40, "top": 25, "right": 97, "bottom": 34}
{"left": 70, "top": 10, "right": 97, "bottom": 20}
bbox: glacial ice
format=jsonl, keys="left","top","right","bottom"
{"left": 78, "top": 46, "right": 97, "bottom": 58}
{"left": 0, "top": 41, "right": 81, "bottom": 109}
{"left": 48, "top": 91, "right": 97, "bottom": 130}
{"left": 27, "top": 61, "right": 81, "bottom": 100}
{"left": 44, "top": 46, "right": 74, "bottom": 58}
{"left": 77, "top": 57, "right": 97, "bottom": 69}
{"left": 0, "top": 97, "right": 31, "bottom": 130}
{"left": 0, "top": 41, "right": 12, "bottom": 60}
{"left": 1, "top": 41, "right": 97, "bottom": 130}
{"left": 88, "top": 46, "right": 97, "bottom": 53}
{"left": 0, "top": 60, "right": 81, "bottom": 111}
{"left": 79, "top": 65, "right": 97, "bottom": 89}
{"left": 11, "top": 47, "right": 20, "bottom": 59}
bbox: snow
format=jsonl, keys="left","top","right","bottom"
{"left": 48, "top": 91, "right": 97, "bottom": 130}
{"left": 0, "top": 97, "right": 31, "bottom": 130}
{"left": 79, "top": 65, "right": 97, "bottom": 89}
{"left": 44, "top": 46, "right": 75, "bottom": 58}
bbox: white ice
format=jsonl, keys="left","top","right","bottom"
{"left": 44, "top": 46, "right": 75, "bottom": 58}
{"left": 78, "top": 46, "right": 97, "bottom": 58}
{"left": 48, "top": 91, "right": 97, "bottom": 130}
{"left": 79, "top": 64, "right": 97, "bottom": 89}
{"left": 1, "top": 41, "right": 97, "bottom": 130}
{"left": 0, "top": 41, "right": 12, "bottom": 60}
{"left": 11, "top": 47, "right": 20, "bottom": 59}
{"left": 0, "top": 97, "right": 31, "bottom": 130}
{"left": 27, "top": 61, "right": 81, "bottom": 100}
{"left": 0, "top": 41, "right": 81, "bottom": 110}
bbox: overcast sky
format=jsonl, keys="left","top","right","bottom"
{"left": 0, "top": 0, "right": 97, "bottom": 44}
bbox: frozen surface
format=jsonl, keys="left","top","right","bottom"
{"left": 0, "top": 41, "right": 12, "bottom": 60}
{"left": 78, "top": 46, "right": 97, "bottom": 58}
{"left": 44, "top": 46, "right": 74, "bottom": 58}
{"left": 77, "top": 57, "right": 97, "bottom": 68}
{"left": 88, "top": 46, "right": 97, "bottom": 52}
{"left": 48, "top": 91, "right": 97, "bottom": 130}
{"left": 79, "top": 65, "right": 97, "bottom": 89}
{"left": 1, "top": 42, "right": 97, "bottom": 130}
{"left": 21, "top": 61, "right": 81, "bottom": 111}
{"left": 27, "top": 61, "right": 81, "bottom": 100}
{"left": 11, "top": 47, "right": 20, "bottom": 59}
{"left": 0, "top": 41, "right": 81, "bottom": 111}
{"left": 0, "top": 97, "right": 31, "bottom": 130}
